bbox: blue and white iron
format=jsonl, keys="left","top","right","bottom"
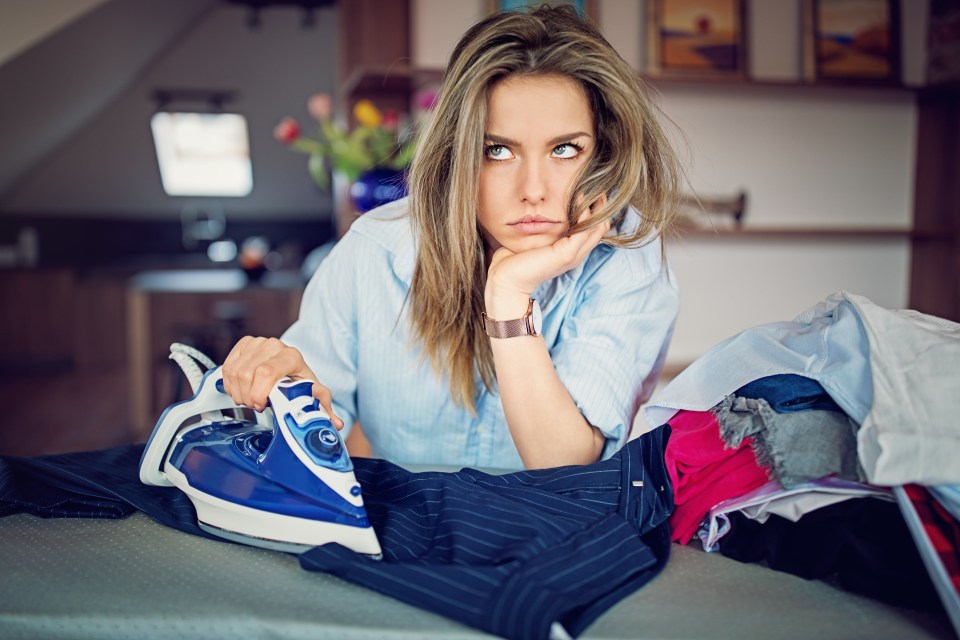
{"left": 139, "top": 344, "right": 381, "bottom": 557}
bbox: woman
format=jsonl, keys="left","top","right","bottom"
{"left": 222, "top": 4, "right": 682, "bottom": 470}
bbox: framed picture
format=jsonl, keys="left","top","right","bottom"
{"left": 803, "top": 0, "right": 900, "bottom": 83}
{"left": 488, "top": 0, "right": 597, "bottom": 19}
{"left": 646, "top": 0, "right": 748, "bottom": 77}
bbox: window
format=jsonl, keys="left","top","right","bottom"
{"left": 150, "top": 112, "right": 253, "bottom": 197}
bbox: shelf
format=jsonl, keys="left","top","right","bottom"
{"left": 341, "top": 66, "right": 920, "bottom": 103}
{"left": 640, "top": 74, "right": 918, "bottom": 97}
{"left": 340, "top": 65, "right": 443, "bottom": 102}
{"left": 674, "top": 226, "right": 954, "bottom": 240}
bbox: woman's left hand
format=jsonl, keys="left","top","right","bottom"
{"left": 485, "top": 194, "right": 611, "bottom": 312}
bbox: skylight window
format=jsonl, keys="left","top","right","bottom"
{"left": 150, "top": 112, "right": 253, "bottom": 197}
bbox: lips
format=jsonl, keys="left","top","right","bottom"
{"left": 508, "top": 215, "right": 561, "bottom": 235}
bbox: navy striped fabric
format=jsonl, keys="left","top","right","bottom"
{"left": 0, "top": 444, "right": 212, "bottom": 538}
{"left": 302, "top": 426, "right": 673, "bottom": 639}
{"left": 0, "top": 426, "right": 673, "bottom": 639}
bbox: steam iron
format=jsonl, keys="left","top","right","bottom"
{"left": 139, "top": 344, "right": 382, "bottom": 557}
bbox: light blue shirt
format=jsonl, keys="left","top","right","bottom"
{"left": 283, "top": 198, "right": 679, "bottom": 470}
{"left": 641, "top": 292, "right": 875, "bottom": 432}
{"left": 640, "top": 290, "right": 960, "bottom": 486}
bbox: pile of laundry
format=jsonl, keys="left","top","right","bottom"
{"left": 642, "top": 291, "right": 959, "bottom": 630}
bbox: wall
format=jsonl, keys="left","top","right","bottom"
{"left": 0, "top": 0, "right": 218, "bottom": 206}
{"left": 657, "top": 84, "right": 915, "bottom": 361}
{"left": 412, "top": 0, "right": 927, "bottom": 364}
{"left": 0, "top": 1, "right": 339, "bottom": 221}
{"left": 0, "top": 0, "right": 109, "bottom": 66}
{"left": 413, "top": 0, "right": 928, "bottom": 84}
{"left": 0, "top": 0, "right": 932, "bottom": 365}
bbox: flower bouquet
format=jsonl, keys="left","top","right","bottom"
{"left": 274, "top": 94, "right": 416, "bottom": 194}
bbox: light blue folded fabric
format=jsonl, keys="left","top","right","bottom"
{"left": 644, "top": 292, "right": 872, "bottom": 430}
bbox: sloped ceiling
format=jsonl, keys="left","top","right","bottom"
{"left": 0, "top": 0, "right": 218, "bottom": 200}
{"left": 0, "top": 0, "right": 111, "bottom": 66}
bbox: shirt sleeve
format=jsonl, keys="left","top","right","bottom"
{"left": 281, "top": 231, "right": 363, "bottom": 436}
{"left": 548, "top": 242, "right": 680, "bottom": 460}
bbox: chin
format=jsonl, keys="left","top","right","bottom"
{"left": 503, "top": 234, "right": 564, "bottom": 254}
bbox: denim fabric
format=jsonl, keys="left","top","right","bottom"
{"left": 735, "top": 374, "right": 841, "bottom": 414}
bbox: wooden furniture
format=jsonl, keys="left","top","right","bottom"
{"left": 0, "top": 268, "right": 126, "bottom": 374}
{"left": 126, "top": 269, "right": 303, "bottom": 439}
{"left": 337, "top": 0, "right": 410, "bottom": 116}
{"left": 909, "top": 84, "right": 960, "bottom": 322}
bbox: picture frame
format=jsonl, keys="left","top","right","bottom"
{"left": 488, "top": 0, "right": 597, "bottom": 19}
{"left": 926, "top": 0, "right": 960, "bottom": 85}
{"left": 803, "top": 0, "right": 901, "bottom": 83}
{"left": 646, "top": 0, "right": 748, "bottom": 77}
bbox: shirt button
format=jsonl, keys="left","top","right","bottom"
{"left": 476, "top": 426, "right": 486, "bottom": 434}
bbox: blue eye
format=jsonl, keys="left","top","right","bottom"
{"left": 552, "top": 143, "right": 581, "bottom": 159}
{"left": 484, "top": 144, "right": 514, "bottom": 161}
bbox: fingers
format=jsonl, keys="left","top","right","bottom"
{"left": 312, "top": 382, "right": 344, "bottom": 430}
{"left": 221, "top": 337, "right": 341, "bottom": 427}
{"left": 555, "top": 194, "right": 611, "bottom": 265}
{"left": 574, "top": 192, "right": 609, "bottom": 226}
{"left": 222, "top": 336, "right": 282, "bottom": 410}
{"left": 556, "top": 223, "right": 606, "bottom": 271}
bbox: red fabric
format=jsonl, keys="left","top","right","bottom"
{"left": 665, "top": 409, "right": 771, "bottom": 543}
{"left": 904, "top": 484, "right": 960, "bottom": 594}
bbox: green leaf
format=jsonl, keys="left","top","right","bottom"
{"left": 387, "top": 140, "right": 418, "bottom": 169}
{"left": 308, "top": 153, "right": 330, "bottom": 191}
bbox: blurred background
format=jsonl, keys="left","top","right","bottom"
{"left": 0, "top": 0, "right": 956, "bottom": 456}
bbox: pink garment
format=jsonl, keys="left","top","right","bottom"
{"left": 665, "top": 409, "right": 771, "bottom": 543}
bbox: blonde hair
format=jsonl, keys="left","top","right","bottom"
{"left": 406, "top": 4, "right": 682, "bottom": 411}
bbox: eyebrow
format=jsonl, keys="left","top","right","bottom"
{"left": 484, "top": 132, "right": 593, "bottom": 147}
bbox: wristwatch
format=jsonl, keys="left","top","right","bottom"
{"left": 482, "top": 298, "right": 542, "bottom": 338}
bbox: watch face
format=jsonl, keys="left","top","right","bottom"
{"left": 530, "top": 299, "right": 543, "bottom": 336}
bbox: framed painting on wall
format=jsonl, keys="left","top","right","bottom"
{"left": 803, "top": 0, "right": 900, "bottom": 83}
{"left": 646, "top": 0, "right": 748, "bottom": 77}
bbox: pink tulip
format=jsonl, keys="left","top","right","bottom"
{"left": 273, "top": 117, "right": 300, "bottom": 144}
{"left": 415, "top": 89, "right": 438, "bottom": 111}
{"left": 308, "top": 93, "right": 333, "bottom": 121}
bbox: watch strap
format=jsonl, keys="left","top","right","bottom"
{"left": 482, "top": 299, "right": 536, "bottom": 339}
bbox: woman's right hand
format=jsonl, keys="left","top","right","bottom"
{"left": 220, "top": 336, "right": 343, "bottom": 429}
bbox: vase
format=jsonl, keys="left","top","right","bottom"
{"left": 332, "top": 171, "right": 354, "bottom": 238}
{"left": 349, "top": 166, "right": 407, "bottom": 214}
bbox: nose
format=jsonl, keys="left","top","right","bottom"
{"left": 519, "top": 158, "right": 547, "bottom": 204}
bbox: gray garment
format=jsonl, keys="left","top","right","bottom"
{"left": 714, "top": 395, "right": 863, "bottom": 489}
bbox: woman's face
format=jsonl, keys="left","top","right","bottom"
{"left": 477, "top": 74, "right": 594, "bottom": 256}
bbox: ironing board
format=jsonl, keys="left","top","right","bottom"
{"left": 0, "top": 511, "right": 953, "bottom": 639}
